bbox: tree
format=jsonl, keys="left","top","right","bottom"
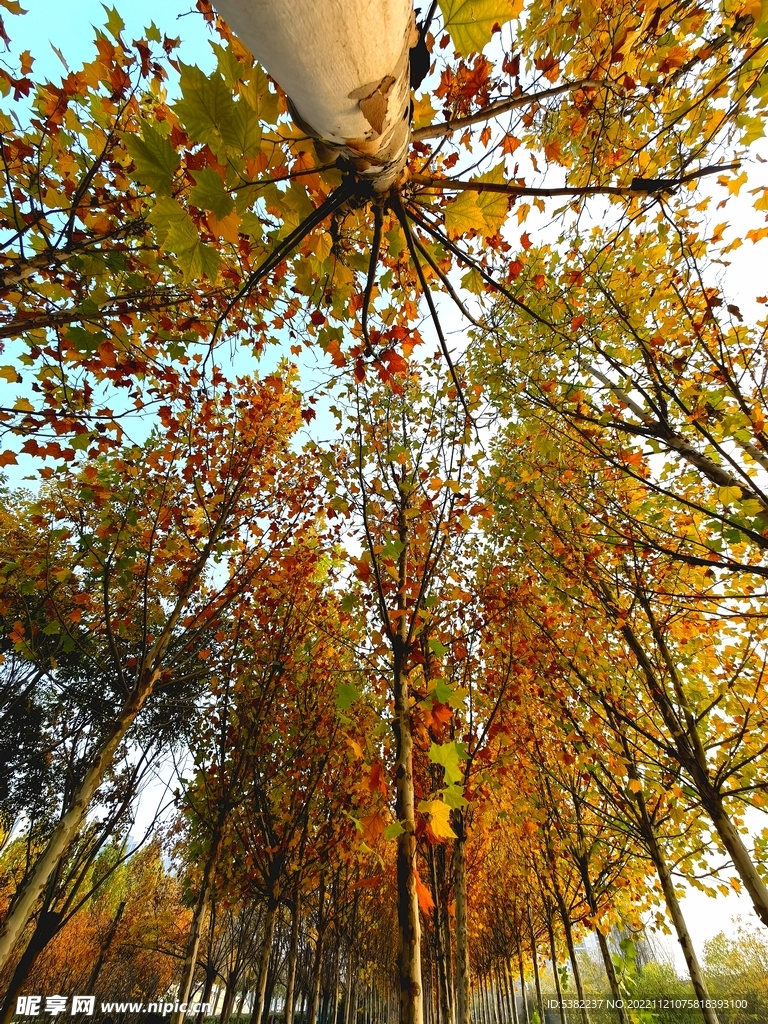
{"left": 3, "top": 0, "right": 768, "bottom": 1020}
{"left": 0, "top": 370, "right": 318, "bottom": 969}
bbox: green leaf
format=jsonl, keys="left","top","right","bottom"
{"left": 461, "top": 268, "right": 485, "bottom": 294}
{"left": 335, "top": 682, "right": 360, "bottom": 711}
{"left": 442, "top": 784, "right": 468, "bottom": 809}
{"left": 174, "top": 64, "right": 237, "bottom": 148}
{"left": 125, "top": 124, "right": 180, "bottom": 197}
{"left": 383, "top": 821, "right": 405, "bottom": 840}
{"left": 437, "top": 0, "right": 522, "bottom": 56}
{"left": 428, "top": 740, "right": 467, "bottom": 786}
{"left": 65, "top": 327, "right": 106, "bottom": 353}
{"left": 189, "top": 168, "right": 235, "bottom": 219}
{"left": 101, "top": 4, "right": 124, "bottom": 41}
{"left": 220, "top": 100, "right": 263, "bottom": 160}
{"left": 211, "top": 41, "right": 244, "bottom": 88}
{"left": 380, "top": 536, "right": 405, "bottom": 559}
{"left": 445, "top": 164, "right": 509, "bottom": 238}
{"left": 444, "top": 190, "right": 484, "bottom": 238}
{"left": 428, "top": 638, "right": 449, "bottom": 657}
{"left": 149, "top": 198, "right": 221, "bottom": 282}
{"left": 432, "top": 677, "right": 452, "bottom": 703}
{"left": 240, "top": 66, "right": 280, "bottom": 124}
{"left": 70, "top": 433, "right": 92, "bottom": 451}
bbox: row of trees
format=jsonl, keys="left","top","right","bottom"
{"left": 2, "top": 0, "right": 768, "bottom": 1023}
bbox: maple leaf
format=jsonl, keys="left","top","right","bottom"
{"left": 438, "top": 0, "right": 523, "bottom": 56}
{"left": 419, "top": 798, "right": 457, "bottom": 838}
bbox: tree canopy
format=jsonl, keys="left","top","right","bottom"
{"left": 1, "top": 1, "right": 768, "bottom": 1023}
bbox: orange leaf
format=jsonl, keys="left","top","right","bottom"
{"left": 415, "top": 870, "right": 435, "bottom": 913}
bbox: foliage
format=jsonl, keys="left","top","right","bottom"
{"left": 1, "top": 0, "right": 768, "bottom": 1020}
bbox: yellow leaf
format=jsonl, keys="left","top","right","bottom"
{"left": 720, "top": 171, "right": 747, "bottom": 196}
{"left": 419, "top": 799, "right": 457, "bottom": 838}
{"left": 628, "top": 779, "right": 643, "bottom": 793}
{"left": 444, "top": 164, "right": 509, "bottom": 238}
{"left": 444, "top": 190, "right": 485, "bottom": 238}
{"left": 208, "top": 209, "right": 242, "bottom": 244}
{"left": 345, "top": 737, "right": 362, "bottom": 758}
{"left": 412, "top": 94, "right": 435, "bottom": 130}
{"left": 13, "top": 397, "right": 34, "bottom": 413}
{"left": 710, "top": 222, "right": 728, "bottom": 243}
{"left": 0, "top": 366, "right": 21, "bottom": 383}
{"left": 717, "top": 485, "right": 742, "bottom": 505}
{"left": 438, "top": 0, "right": 523, "bottom": 56}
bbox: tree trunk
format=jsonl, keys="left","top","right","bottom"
{"left": 251, "top": 899, "right": 278, "bottom": 1024}
{"left": 0, "top": 909, "right": 63, "bottom": 1024}
{"left": 285, "top": 890, "right": 302, "bottom": 1024}
{"left": 625, "top": 776, "right": 720, "bottom": 1024}
{"left": 197, "top": 965, "right": 218, "bottom": 1024}
{"left": 552, "top": 890, "right": 589, "bottom": 1024}
{"left": 221, "top": 980, "right": 239, "bottom": 1024}
{"left": 343, "top": 949, "right": 356, "bottom": 1024}
{"left": 0, "top": 673, "right": 158, "bottom": 970}
{"left": 211, "top": 0, "right": 416, "bottom": 191}
{"left": 393, "top": 649, "right": 423, "bottom": 1024}
{"left": 593, "top": 929, "right": 628, "bottom": 1024}
{"left": 504, "top": 963, "right": 518, "bottom": 1024}
{"left": 173, "top": 825, "right": 225, "bottom": 1024}
{"left": 516, "top": 945, "right": 529, "bottom": 1024}
{"left": 308, "top": 921, "right": 326, "bottom": 1024}
{"left": 526, "top": 910, "right": 544, "bottom": 1024}
{"left": 429, "top": 847, "right": 452, "bottom": 1024}
{"left": 619, "top": 613, "right": 768, "bottom": 928}
{"left": 331, "top": 941, "right": 341, "bottom": 1024}
{"left": 453, "top": 821, "right": 470, "bottom": 1024}
{"left": 544, "top": 908, "right": 566, "bottom": 1024}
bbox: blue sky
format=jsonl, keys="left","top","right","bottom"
{"left": 6, "top": 0, "right": 213, "bottom": 80}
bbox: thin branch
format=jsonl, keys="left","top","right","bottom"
{"left": 211, "top": 176, "right": 357, "bottom": 343}
{"left": 413, "top": 81, "right": 602, "bottom": 141}
{"left": 406, "top": 217, "right": 483, "bottom": 328}
{"left": 410, "top": 161, "right": 740, "bottom": 199}
{"left": 393, "top": 194, "right": 472, "bottom": 423}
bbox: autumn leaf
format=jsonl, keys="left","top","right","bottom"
{"left": 438, "top": 0, "right": 523, "bottom": 56}
{"left": 418, "top": 798, "right": 457, "bottom": 838}
{"left": 124, "top": 123, "right": 180, "bottom": 196}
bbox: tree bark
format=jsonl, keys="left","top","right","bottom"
{"left": 211, "top": 0, "right": 416, "bottom": 190}
{"left": 551, "top": 888, "right": 589, "bottom": 1024}
{"left": 250, "top": 899, "right": 278, "bottom": 1024}
{"left": 452, "top": 820, "right": 470, "bottom": 1024}
{"left": 393, "top": 643, "right": 423, "bottom": 1024}
{"left": 173, "top": 824, "right": 225, "bottom": 1024}
{"left": 544, "top": 906, "right": 566, "bottom": 1024}
{"left": 308, "top": 883, "right": 327, "bottom": 1024}
{"left": 526, "top": 909, "right": 545, "bottom": 1024}
{"left": 0, "top": 909, "right": 63, "bottom": 1024}
{"left": 593, "top": 928, "right": 629, "bottom": 1024}
{"left": 617, "top": 612, "right": 768, "bottom": 928}
{"left": 516, "top": 945, "right": 529, "bottom": 1024}
{"left": 285, "top": 890, "right": 302, "bottom": 1024}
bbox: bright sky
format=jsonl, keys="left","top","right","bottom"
{"left": 6, "top": 0, "right": 768, "bottom": 979}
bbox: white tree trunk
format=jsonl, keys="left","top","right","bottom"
{"left": 212, "top": 0, "right": 416, "bottom": 189}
